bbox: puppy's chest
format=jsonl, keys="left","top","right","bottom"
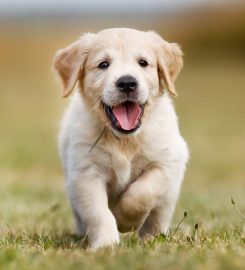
{"left": 108, "top": 152, "right": 149, "bottom": 195}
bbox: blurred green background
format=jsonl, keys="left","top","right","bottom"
{"left": 0, "top": 1, "right": 244, "bottom": 268}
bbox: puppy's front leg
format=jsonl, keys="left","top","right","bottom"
{"left": 112, "top": 165, "right": 165, "bottom": 232}
{"left": 113, "top": 163, "right": 183, "bottom": 235}
{"left": 68, "top": 171, "right": 119, "bottom": 250}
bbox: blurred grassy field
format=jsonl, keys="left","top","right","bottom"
{"left": 0, "top": 26, "right": 244, "bottom": 270}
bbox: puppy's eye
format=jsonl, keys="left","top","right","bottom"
{"left": 138, "top": 59, "right": 149, "bottom": 67}
{"left": 98, "top": 61, "right": 110, "bottom": 69}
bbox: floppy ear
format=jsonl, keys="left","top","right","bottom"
{"left": 52, "top": 33, "right": 94, "bottom": 98}
{"left": 148, "top": 32, "right": 183, "bottom": 96}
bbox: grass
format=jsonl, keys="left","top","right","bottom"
{"left": 0, "top": 28, "right": 244, "bottom": 269}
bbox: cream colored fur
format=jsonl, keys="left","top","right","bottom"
{"left": 53, "top": 28, "right": 189, "bottom": 250}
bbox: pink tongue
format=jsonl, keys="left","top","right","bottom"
{"left": 112, "top": 102, "right": 141, "bottom": 130}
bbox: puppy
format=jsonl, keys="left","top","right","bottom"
{"left": 53, "top": 28, "right": 189, "bottom": 250}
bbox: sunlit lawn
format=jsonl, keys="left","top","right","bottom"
{"left": 0, "top": 29, "right": 244, "bottom": 269}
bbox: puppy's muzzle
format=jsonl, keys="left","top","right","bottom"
{"left": 104, "top": 75, "right": 145, "bottom": 134}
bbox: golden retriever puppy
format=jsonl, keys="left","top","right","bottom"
{"left": 53, "top": 28, "right": 189, "bottom": 250}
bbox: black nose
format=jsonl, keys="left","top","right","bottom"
{"left": 116, "top": 75, "right": 138, "bottom": 93}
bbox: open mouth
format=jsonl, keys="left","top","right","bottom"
{"left": 104, "top": 101, "right": 145, "bottom": 133}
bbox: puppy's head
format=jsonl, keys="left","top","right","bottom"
{"left": 53, "top": 28, "right": 183, "bottom": 135}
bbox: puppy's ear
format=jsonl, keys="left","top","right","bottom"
{"left": 148, "top": 32, "right": 183, "bottom": 96}
{"left": 52, "top": 33, "right": 94, "bottom": 98}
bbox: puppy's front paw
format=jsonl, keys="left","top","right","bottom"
{"left": 112, "top": 186, "right": 150, "bottom": 233}
{"left": 90, "top": 232, "right": 119, "bottom": 251}
{"left": 89, "top": 212, "right": 120, "bottom": 250}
